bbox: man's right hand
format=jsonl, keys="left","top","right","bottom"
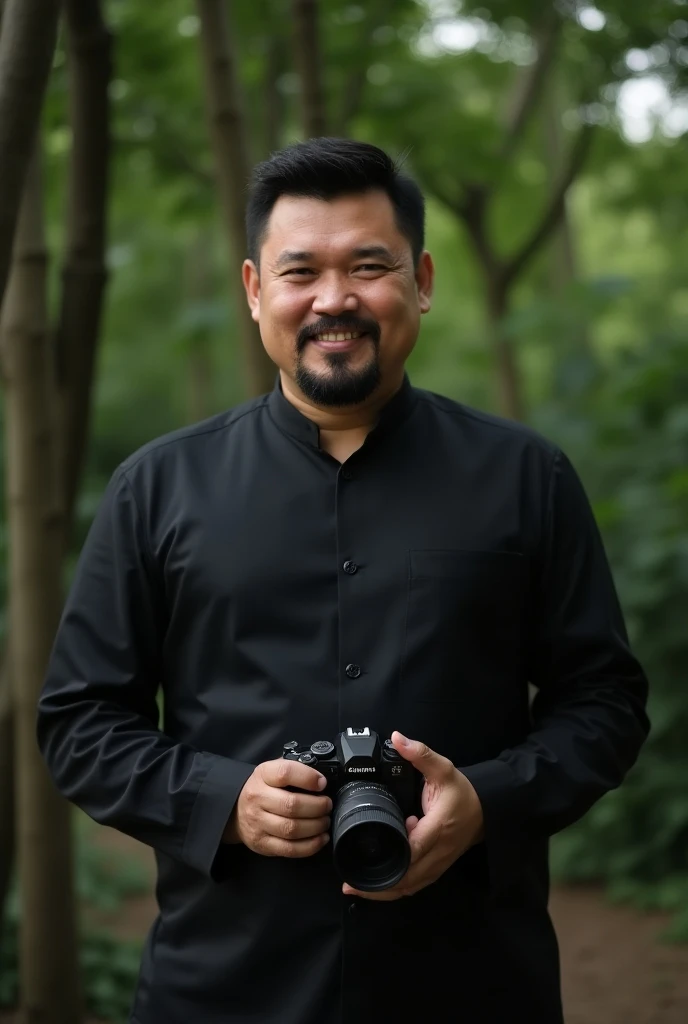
{"left": 222, "top": 758, "right": 332, "bottom": 858}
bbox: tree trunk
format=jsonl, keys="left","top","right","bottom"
{"left": 195, "top": 0, "right": 276, "bottom": 398}
{"left": 292, "top": 0, "right": 327, "bottom": 138}
{"left": 186, "top": 233, "right": 215, "bottom": 424}
{"left": 485, "top": 277, "right": 524, "bottom": 423}
{"left": 264, "top": 30, "right": 284, "bottom": 157}
{"left": 3, "top": 149, "right": 83, "bottom": 1024}
{"left": 0, "top": 652, "right": 14, "bottom": 926}
{"left": 0, "top": 0, "right": 61, "bottom": 313}
{"left": 56, "top": 0, "right": 113, "bottom": 531}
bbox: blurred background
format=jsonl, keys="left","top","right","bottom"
{"left": 1, "top": 1, "right": 688, "bottom": 1022}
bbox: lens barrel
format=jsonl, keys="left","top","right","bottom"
{"left": 332, "top": 781, "right": 410, "bottom": 892}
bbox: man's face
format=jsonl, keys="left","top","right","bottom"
{"left": 243, "top": 190, "right": 433, "bottom": 406}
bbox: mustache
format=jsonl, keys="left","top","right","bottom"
{"left": 297, "top": 315, "right": 381, "bottom": 351}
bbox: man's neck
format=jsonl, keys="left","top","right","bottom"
{"left": 279, "top": 370, "right": 404, "bottom": 464}
{"left": 279, "top": 370, "right": 403, "bottom": 433}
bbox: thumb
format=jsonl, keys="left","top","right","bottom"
{"left": 391, "top": 731, "right": 453, "bottom": 780}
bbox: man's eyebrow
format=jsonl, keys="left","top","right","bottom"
{"left": 273, "top": 245, "right": 397, "bottom": 269}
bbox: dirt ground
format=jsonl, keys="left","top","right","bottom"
{"left": 4, "top": 827, "right": 688, "bottom": 1023}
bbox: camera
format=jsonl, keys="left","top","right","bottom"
{"left": 282, "top": 727, "right": 422, "bottom": 892}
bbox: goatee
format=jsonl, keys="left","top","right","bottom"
{"left": 295, "top": 351, "right": 382, "bottom": 407}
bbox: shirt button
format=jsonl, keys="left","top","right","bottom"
{"left": 345, "top": 663, "right": 361, "bottom": 679}
{"left": 341, "top": 467, "right": 354, "bottom": 480}
{"left": 342, "top": 560, "right": 358, "bottom": 575}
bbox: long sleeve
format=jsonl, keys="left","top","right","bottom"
{"left": 460, "top": 449, "right": 650, "bottom": 891}
{"left": 36, "top": 467, "right": 255, "bottom": 880}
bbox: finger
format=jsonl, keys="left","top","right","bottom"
{"left": 260, "top": 757, "right": 328, "bottom": 793}
{"left": 342, "top": 884, "right": 407, "bottom": 901}
{"left": 261, "top": 811, "right": 330, "bottom": 842}
{"left": 390, "top": 732, "right": 454, "bottom": 781}
{"left": 405, "top": 815, "right": 420, "bottom": 834}
{"left": 261, "top": 787, "right": 332, "bottom": 819}
{"left": 260, "top": 832, "right": 330, "bottom": 859}
{"left": 406, "top": 812, "right": 445, "bottom": 864}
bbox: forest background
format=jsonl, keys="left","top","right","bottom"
{"left": 0, "top": 1, "right": 687, "bottom": 1022}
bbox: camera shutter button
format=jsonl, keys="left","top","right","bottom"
{"left": 311, "top": 741, "right": 335, "bottom": 757}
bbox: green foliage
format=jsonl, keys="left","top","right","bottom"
{"left": 0, "top": 832, "right": 149, "bottom": 1019}
{"left": 536, "top": 322, "right": 688, "bottom": 934}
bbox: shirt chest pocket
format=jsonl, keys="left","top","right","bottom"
{"left": 400, "top": 549, "right": 529, "bottom": 703}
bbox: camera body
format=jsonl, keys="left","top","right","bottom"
{"left": 282, "top": 727, "right": 423, "bottom": 891}
{"left": 282, "top": 726, "right": 421, "bottom": 817}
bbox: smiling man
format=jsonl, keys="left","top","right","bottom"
{"left": 37, "top": 138, "right": 649, "bottom": 1024}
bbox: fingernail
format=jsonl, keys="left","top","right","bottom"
{"left": 317, "top": 776, "right": 327, "bottom": 789}
{"left": 395, "top": 731, "right": 410, "bottom": 747}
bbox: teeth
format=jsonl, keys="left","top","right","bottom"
{"left": 314, "top": 331, "right": 362, "bottom": 342}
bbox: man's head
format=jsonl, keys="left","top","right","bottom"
{"left": 242, "top": 138, "right": 433, "bottom": 408}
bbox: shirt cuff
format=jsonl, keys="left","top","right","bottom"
{"left": 182, "top": 754, "right": 256, "bottom": 881}
{"left": 459, "top": 758, "right": 530, "bottom": 897}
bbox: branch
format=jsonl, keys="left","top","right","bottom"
{"left": 503, "top": 122, "right": 594, "bottom": 290}
{"left": 424, "top": 172, "right": 503, "bottom": 281}
{"left": 500, "top": 11, "right": 561, "bottom": 163}
{"left": 0, "top": 0, "right": 61, "bottom": 313}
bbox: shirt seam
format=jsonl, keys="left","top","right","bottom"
{"left": 118, "top": 467, "right": 158, "bottom": 577}
{"left": 122, "top": 396, "right": 270, "bottom": 473}
{"left": 414, "top": 391, "right": 557, "bottom": 452}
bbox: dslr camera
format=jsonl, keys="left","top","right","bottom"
{"left": 282, "top": 727, "right": 423, "bottom": 892}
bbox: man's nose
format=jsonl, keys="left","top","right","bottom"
{"left": 311, "top": 273, "right": 359, "bottom": 316}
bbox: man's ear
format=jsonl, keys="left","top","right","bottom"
{"left": 416, "top": 250, "right": 434, "bottom": 314}
{"left": 242, "top": 259, "right": 260, "bottom": 323}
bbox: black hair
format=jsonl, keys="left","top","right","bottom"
{"left": 245, "top": 137, "right": 425, "bottom": 268}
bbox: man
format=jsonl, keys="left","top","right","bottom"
{"left": 38, "top": 138, "right": 649, "bottom": 1024}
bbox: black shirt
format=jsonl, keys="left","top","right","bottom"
{"left": 38, "top": 373, "right": 649, "bottom": 1024}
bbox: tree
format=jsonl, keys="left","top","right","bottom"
{"left": 0, "top": 0, "right": 61, "bottom": 312}
{"left": 195, "top": 0, "right": 276, "bottom": 397}
{"left": 292, "top": 0, "right": 327, "bottom": 137}
{"left": 0, "top": 1, "right": 113, "bottom": 1016}
{"left": 2, "top": 147, "right": 83, "bottom": 1024}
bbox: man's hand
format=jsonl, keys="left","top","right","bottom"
{"left": 342, "top": 731, "right": 484, "bottom": 901}
{"left": 223, "top": 758, "right": 332, "bottom": 858}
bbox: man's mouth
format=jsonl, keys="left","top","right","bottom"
{"left": 310, "top": 330, "right": 369, "bottom": 351}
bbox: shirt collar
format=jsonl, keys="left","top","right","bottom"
{"left": 267, "top": 371, "right": 418, "bottom": 450}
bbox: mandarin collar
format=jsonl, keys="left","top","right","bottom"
{"left": 267, "top": 372, "right": 418, "bottom": 450}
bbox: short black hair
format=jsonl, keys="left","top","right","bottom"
{"left": 245, "top": 137, "right": 425, "bottom": 268}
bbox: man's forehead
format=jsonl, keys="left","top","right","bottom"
{"left": 263, "top": 192, "right": 405, "bottom": 260}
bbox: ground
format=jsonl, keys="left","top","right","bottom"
{"left": 4, "top": 827, "right": 688, "bottom": 1023}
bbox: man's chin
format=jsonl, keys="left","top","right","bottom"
{"left": 294, "top": 361, "right": 382, "bottom": 407}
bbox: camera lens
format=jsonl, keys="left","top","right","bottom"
{"left": 332, "top": 782, "right": 410, "bottom": 892}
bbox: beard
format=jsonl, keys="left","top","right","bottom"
{"left": 294, "top": 314, "right": 382, "bottom": 407}
{"left": 295, "top": 347, "right": 382, "bottom": 407}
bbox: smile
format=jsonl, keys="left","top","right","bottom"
{"left": 310, "top": 331, "right": 369, "bottom": 352}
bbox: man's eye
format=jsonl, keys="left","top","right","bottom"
{"left": 356, "top": 264, "right": 387, "bottom": 272}
{"left": 283, "top": 268, "right": 314, "bottom": 276}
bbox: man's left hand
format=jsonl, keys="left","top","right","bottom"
{"left": 342, "top": 731, "right": 485, "bottom": 901}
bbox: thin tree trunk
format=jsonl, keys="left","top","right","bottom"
{"left": 186, "top": 233, "right": 215, "bottom": 424}
{"left": 195, "top": 0, "right": 276, "bottom": 397}
{"left": 264, "top": 31, "right": 284, "bottom": 156}
{"left": 3, "top": 149, "right": 83, "bottom": 1024}
{"left": 292, "top": 0, "right": 327, "bottom": 137}
{"left": 56, "top": 0, "right": 113, "bottom": 531}
{"left": 543, "top": 78, "right": 582, "bottom": 297}
{"left": 485, "top": 277, "right": 523, "bottom": 422}
{"left": 0, "top": 652, "right": 14, "bottom": 925}
{"left": 0, "top": 0, "right": 61, "bottom": 313}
